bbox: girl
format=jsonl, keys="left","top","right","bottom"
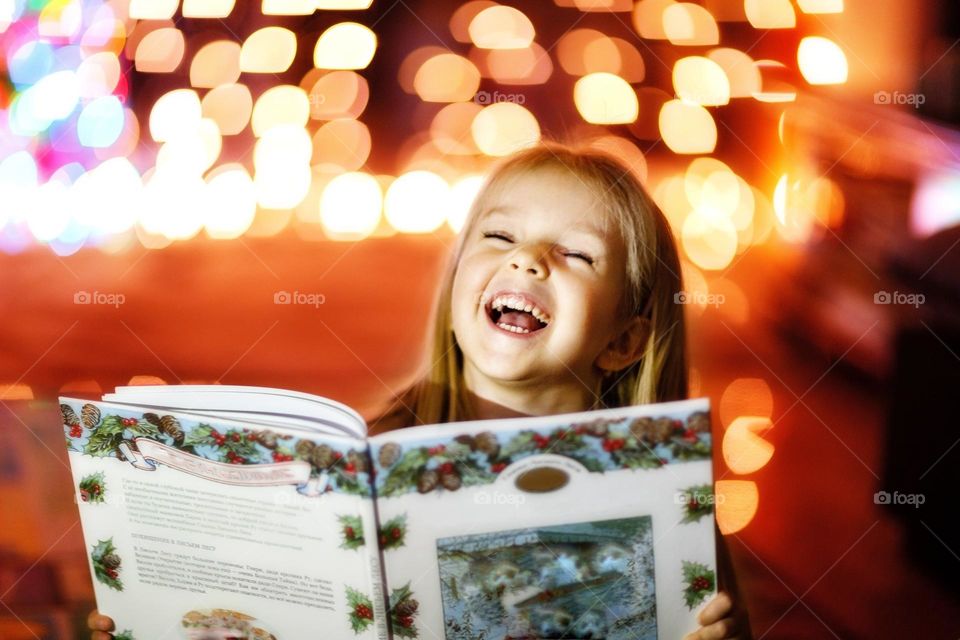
{"left": 89, "top": 142, "right": 750, "bottom": 639}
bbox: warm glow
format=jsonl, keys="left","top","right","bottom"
{"left": 681, "top": 208, "right": 738, "bottom": 270}
{"left": 37, "top": 0, "right": 82, "bottom": 39}
{"left": 753, "top": 60, "right": 797, "bottom": 102}
{"left": 202, "top": 84, "right": 252, "bottom": 135}
{"left": 156, "top": 118, "right": 222, "bottom": 176}
{"left": 663, "top": 3, "right": 719, "bottom": 46}
{"left": 414, "top": 53, "right": 481, "bottom": 102}
{"left": 473, "top": 43, "right": 554, "bottom": 85}
{"left": 139, "top": 170, "right": 206, "bottom": 240}
{"left": 774, "top": 174, "right": 816, "bottom": 242}
{"left": 450, "top": 1, "right": 497, "bottom": 43}
{"left": 715, "top": 480, "right": 759, "bottom": 534}
{"left": 251, "top": 85, "right": 310, "bottom": 137}
{"left": 263, "top": 0, "right": 315, "bottom": 15}
{"left": 128, "top": 375, "right": 168, "bottom": 386}
{"left": 673, "top": 56, "right": 729, "bottom": 106}
{"left": 797, "top": 0, "right": 843, "bottom": 13}
{"left": 720, "top": 378, "right": 774, "bottom": 427}
{"left": 190, "top": 41, "right": 241, "bottom": 88}
{"left": 320, "top": 172, "right": 382, "bottom": 239}
{"left": 253, "top": 126, "right": 313, "bottom": 209}
{"left": 398, "top": 46, "right": 448, "bottom": 94}
{"left": 28, "top": 180, "right": 71, "bottom": 242}
{"left": 384, "top": 171, "right": 450, "bottom": 233}
{"left": 203, "top": 165, "right": 257, "bottom": 239}
{"left": 135, "top": 27, "right": 185, "bottom": 74}
{"left": 707, "top": 48, "right": 760, "bottom": 98}
{"left": 448, "top": 175, "right": 484, "bottom": 232}
{"left": 589, "top": 136, "right": 648, "bottom": 184}
{"left": 240, "top": 27, "right": 297, "bottom": 73}
{"left": 659, "top": 100, "right": 717, "bottom": 154}
{"left": 313, "top": 22, "right": 377, "bottom": 70}
{"left": 798, "top": 37, "right": 848, "bottom": 85}
{"left": 129, "top": 0, "right": 177, "bottom": 19}
{"left": 315, "top": 0, "right": 373, "bottom": 7}
{"left": 471, "top": 102, "right": 541, "bottom": 156}
{"left": 574, "top": 73, "right": 638, "bottom": 124}
{"left": 77, "top": 52, "right": 122, "bottom": 97}
{"left": 308, "top": 71, "right": 370, "bottom": 120}
{"left": 149, "top": 89, "right": 201, "bottom": 143}
{"left": 431, "top": 102, "right": 483, "bottom": 155}
{"left": 311, "top": 119, "right": 371, "bottom": 172}
{"left": 744, "top": 0, "right": 795, "bottom": 28}
{"left": 469, "top": 5, "right": 535, "bottom": 49}
{"left": 632, "top": 0, "right": 673, "bottom": 39}
{"left": 723, "top": 416, "right": 775, "bottom": 474}
{"left": 0, "top": 383, "right": 34, "bottom": 400}
{"left": 182, "top": 0, "right": 236, "bottom": 17}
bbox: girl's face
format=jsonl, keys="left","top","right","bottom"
{"left": 451, "top": 167, "right": 632, "bottom": 401}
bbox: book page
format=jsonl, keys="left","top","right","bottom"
{"left": 61, "top": 399, "right": 386, "bottom": 640}
{"left": 369, "top": 399, "right": 716, "bottom": 640}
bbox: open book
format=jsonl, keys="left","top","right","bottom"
{"left": 60, "top": 386, "right": 718, "bottom": 640}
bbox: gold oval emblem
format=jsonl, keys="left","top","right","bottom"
{"left": 514, "top": 467, "right": 569, "bottom": 493}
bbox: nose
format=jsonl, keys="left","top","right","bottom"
{"left": 509, "top": 243, "right": 550, "bottom": 278}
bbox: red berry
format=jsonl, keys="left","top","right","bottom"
{"left": 391, "top": 527, "right": 401, "bottom": 539}
{"left": 491, "top": 462, "right": 507, "bottom": 473}
{"left": 344, "top": 462, "right": 356, "bottom": 473}
{"left": 345, "top": 527, "right": 355, "bottom": 539}
{"left": 231, "top": 433, "right": 240, "bottom": 442}
{"left": 106, "top": 568, "right": 118, "bottom": 579}
{"left": 246, "top": 433, "right": 256, "bottom": 441}
{"left": 439, "top": 462, "right": 454, "bottom": 475}
{"left": 398, "top": 615, "right": 413, "bottom": 627}
{"left": 333, "top": 451, "right": 343, "bottom": 460}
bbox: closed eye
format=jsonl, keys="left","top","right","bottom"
{"left": 481, "top": 231, "right": 513, "bottom": 243}
{"left": 563, "top": 250, "right": 594, "bottom": 266}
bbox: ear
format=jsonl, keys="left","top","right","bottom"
{"left": 595, "top": 316, "right": 650, "bottom": 373}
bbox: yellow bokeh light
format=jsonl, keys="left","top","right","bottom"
{"left": 182, "top": 0, "right": 236, "bottom": 17}
{"left": 659, "top": 100, "right": 717, "bottom": 154}
{"left": 204, "top": 164, "right": 257, "bottom": 239}
{"left": 135, "top": 27, "right": 184, "bottom": 73}
{"left": 385, "top": 171, "right": 450, "bottom": 233}
{"left": 684, "top": 157, "right": 732, "bottom": 207}
{"left": 320, "top": 172, "right": 382, "bottom": 239}
{"left": 398, "top": 46, "right": 447, "bottom": 94}
{"left": 753, "top": 60, "right": 797, "bottom": 103}
{"left": 797, "top": 0, "right": 843, "bottom": 13}
{"left": 473, "top": 43, "right": 554, "bottom": 85}
{"left": 263, "top": 0, "right": 315, "bottom": 15}
{"left": 681, "top": 208, "right": 738, "bottom": 270}
{"left": 149, "top": 89, "right": 201, "bottom": 143}
{"left": 589, "top": 136, "right": 648, "bottom": 184}
{"left": 190, "top": 41, "right": 241, "bottom": 89}
{"left": 715, "top": 480, "right": 759, "bottom": 535}
{"left": 202, "top": 83, "right": 252, "bottom": 136}
{"left": 774, "top": 174, "right": 815, "bottom": 242}
{"left": 315, "top": 0, "right": 373, "bottom": 7}
{"left": 798, "top": 36, "right": 848, "bottom": 85}
{"left": 469, "top": 5, "right": 535, "bottom": 49}
{"left": 77, "top": 52, "right": 121, "bottom": 98}
{"left": 632, "top": 0, "right": 674, "bottom": 39}
{"left": 129, "top": 0, "right": 177, "bottom": 20}
{"left": 448, "top": 175, "right": 485, "bottom": 233}
{"left": 450, "top": 1, "right": 498, "bottom": 43}
{"left": 311, "top": 119, "right": 371, "bottom": 172}
{"left": 707, "top": 48, "right": 760, "bottom": 98}
{"left": 251, "top": 85, "right": 310, "bottom": 137}
{"left": 431, "top": 102, "right": 483, "bottom": 156}
{"left": 720, "top": 378, "right": 774, "bottom": 427}
{"left": 723, "top": 416, "right": 774, "bottom": 475}
{"left": 240, "top": 27, "right": 297, "bottom": 74}
{"left": 557, "top": 29, "right": 605, "bottom": 76}
{"left": 313, "top": 22, "right": 377, "bottom": 70}
{"left": 140, "top": 170, "right": 206, "bottom": 240}
{"left": 38, "top": 0, "right": 82, "bottom": 39}
{"left": 574, "top": 73, "right": 638, "bottom": 124}
{"left": 472, "top": 102, "right": 541, "bottom": 156}
{"left": 156, "top": 118, "right": 222, "bottom": 176}
{"left": 308, "top": 71, "right": 370, "bottom": 120}
{"left": 253, "top": 126, "right": 313, "bottom": 209}
{"left": 744, "top": 0, "right": 795, "bottom": 28}
{"left": 673, "top": 56, "right": 729, "bottom": 106}
{"left": 414, "top": 53, "right": 481, "bottom": 102}
{"left": 663, "top": 3, "right": 719, "bottom": 46}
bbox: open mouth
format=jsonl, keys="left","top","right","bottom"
{"left": 485, "top": 293, "right": 551, "bottom": 335}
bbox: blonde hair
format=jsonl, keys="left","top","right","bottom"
{"left": 379, "top": 142, "right": 687, "bottom": 427}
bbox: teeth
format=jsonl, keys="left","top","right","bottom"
{"left": 497, "top": 323, "right": 531, "bottom": 334}
{"left": 491, "top": 294, "right": 550, "bottom": 324}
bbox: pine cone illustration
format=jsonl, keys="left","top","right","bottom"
{"left": 652, "top": 417, "right": 675, "bottom": 443}
{"left": 439, "top": 470, "right": 462, "bottom": 491}
{"left": 417, "top": 470, "right": 439, "bottom": 494}
{"left": 347, "top": 450, "right": 368, "bottom": 473}
{"left": 143, "top": 413, "right": 162, "bottom": 427}
{"left": 394, "top": 599, "right": 419, "bottom": 616}
{"left": 310, "top": 444, "right": 336, "bottom": 469}
{"left": 295, "top": 440, "right": 316, "bottom": 458}
{"left": 474, "top": 431, "right": 500, "bottom": 457}
{"left": 687, "top": 411, "right": 711, "bottom": 434}
{"left": 60, "top": 404, "right": 79, "bottom": 427}
{"left": 80, "top": 404, "right": 101, "bottom": 428}
{"left": 583, "top": 419, "right": 609, "bottom": 438}
{"left": 159, "top": 415, "right": 184, "bottom": 444}
{"left": 378, "top": 442, "right": 401, "bottom": 468}
{"left": 629, "top": 417, "right": 655, "bottom": 443}
{"left": 256, "top": 430, "right": 278, "bottom": 449}
{"left": 102, "top": 553, "right": 121, "bottom": 570}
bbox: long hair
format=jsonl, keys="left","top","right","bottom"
{"left": 378, "top": 142, "right": 687, "bottom": 427}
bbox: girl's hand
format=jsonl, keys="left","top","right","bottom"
{"left": 87, "top": 609, "right": 115, "bottom": 640}
{"left": 684, "top": 592, "right": 750, "bottom": 640}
